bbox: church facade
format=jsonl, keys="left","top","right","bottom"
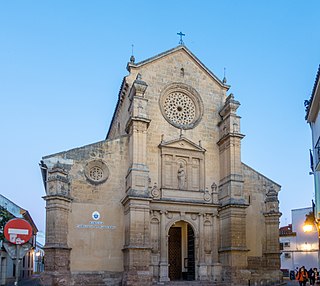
{"left": 40, "top": 45, "right": 282, "bottom": 286}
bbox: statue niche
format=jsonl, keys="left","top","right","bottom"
{"left": 159, "top": 137, "right": 205, "bottom": 193}
{"left": 177, "top": 162, "right": 187, "bottom": 190}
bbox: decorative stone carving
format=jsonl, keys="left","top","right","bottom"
{"left": 47, "top": 162, "right": 70, "bottom": 196}
{"left": 84, "top": 159, "right": 109, "bottom": 185}
{"left": 166, "top": 212, "right": 173, "bottom": 219}
{"left": 203, "top": 188, "right": 211, "bottom": 202}
{"left": 265, "top": 187, "right": 279, "bottom": 213}
{"left": 211, "top": 182, "right": 218, "bottom": 204}
{"left": 150, "top": 217, "right": 160, "bottom": 253}
{"left": 151, "top": 183, "right": 160, "bottom": 199}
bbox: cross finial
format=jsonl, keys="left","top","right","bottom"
{"left": 130, "top": 44, "right": 135, "bottom": 63}
{"left": 177, "top": 31, "right": 185, "bottom": 45}
{"left": 223, "top": 67, "right": 227, "bottom": 84}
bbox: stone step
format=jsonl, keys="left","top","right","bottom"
{"left": 102, "top": 277, "right": 122, "bottom": 286}
{"left": 153, "top": 281, "right": 220, "bottom": 286}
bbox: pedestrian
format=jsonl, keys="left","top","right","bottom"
{"left": 309, "top": 267, "right": 316, "bottom": 285}
{"left": 296, "top": 266, "right": 309, "bottom": 286}
{"left": 313, "top": 268, "right": 319, "bottom": 284}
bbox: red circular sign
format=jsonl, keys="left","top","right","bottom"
{"left": 4, "top": 218, "right": 33, "bottom": 245}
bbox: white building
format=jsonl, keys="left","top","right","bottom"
{"left": 0, "top": 195, "right": 38, "bottom": 285}
{"left": 305, "top": 65, "right": 320, "bottom": 221}
{"left": 280, "top": 207, "right": 319, "bottom": 273}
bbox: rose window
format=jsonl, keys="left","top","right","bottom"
{"left": 89, "top": 166, "right": 103, "bottom": 181}
{"left": 159, "top": 83, "right": 203, "bottom": 130}
{"left": 163, "top": 92, "right": 196, "bottom": 126}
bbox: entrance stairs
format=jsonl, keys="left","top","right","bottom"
{"left": 153, "top": 281, "right": 223, "bottom": 286}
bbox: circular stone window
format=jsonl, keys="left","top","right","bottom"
{"left": 84, "top": 160, "right": 109, "bottom": 185}
{"left": 159, "top": 83, "right": 203, "bottom": 129}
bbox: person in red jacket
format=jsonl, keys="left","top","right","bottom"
{"left": 296, "top": 266, "right": 309, "bottom": 286}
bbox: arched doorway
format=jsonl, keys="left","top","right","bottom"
{"left": 168, "top": 221, "right": 195, "bottom": 281}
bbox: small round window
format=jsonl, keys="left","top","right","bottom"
{"left": 89, "top": 166, "right": 103, "bottom": 182}
{"left": 84, "top": 160, "right": 109, "bottom": 185}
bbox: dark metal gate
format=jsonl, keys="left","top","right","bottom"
{"left": 168, "top": 227, "right": 182, "bottom": 280}
{"left": 187, "top": 224, "right": 195, "bottom": 280}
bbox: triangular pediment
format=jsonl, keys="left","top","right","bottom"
{"left": 127, "top": 45, "right": 230, "bottom": 90}
{"left": 159, "top": 137, "right": 206, "bottom": 152}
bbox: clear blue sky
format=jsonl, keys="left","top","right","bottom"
{"left": 1, "top": 1, "right": 319, "bottom": 232}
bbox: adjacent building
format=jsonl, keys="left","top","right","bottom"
{"left": 34, "top": 240, "right": 45, "bottom": 274}
{"left": 280, "top": 207, "right": 319, "bottom": 274}
{"left": 0, "top": 194, "right": 38, "bottom": 285}
{"left": 305, "top": 65, "right": 320, "bottom": 222}
{"left": 40, "top": 45, "right": 282, "bottom": 286}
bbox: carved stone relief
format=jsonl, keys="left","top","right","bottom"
{"left": 151, "top": 183, "right": 160, "bottom": 199}
{"left": 204, "top": 219, "right": 212, "bottom": 254}
{"left": 150, "top": 217, "right": 160, "bottom": 253}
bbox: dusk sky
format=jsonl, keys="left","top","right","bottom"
{"left": 1, "top": 1, "right": 319, "bottom": 232}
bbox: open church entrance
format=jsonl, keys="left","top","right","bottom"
{"left": 168, "top": 222, "right": 195, "bottom": 281}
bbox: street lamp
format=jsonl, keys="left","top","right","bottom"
{"left": 303, "top": 210, "right": 320, "bottom": 270}
{"left": 303, "top": 210, "right": 318, "bottom": 232}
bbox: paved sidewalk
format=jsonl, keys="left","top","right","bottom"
{"left": 282, "top": 279, "right": 320, "bottom": 285}
{"left": 6, "top": 276, "right": 41, "bottom": 286}
{"left": 283, "top": 279, "right": 298, "bottom": 285}
{"left": 5, "top": 277, "right": 303, "bottom": 286}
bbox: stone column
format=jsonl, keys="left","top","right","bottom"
{"left": 198, "top": 213, "right": 208, "bottom": 280}
{"left": 159, "top": 211, "right": 170, "bottom": 282}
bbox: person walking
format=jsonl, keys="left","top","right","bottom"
{"left": 308, "top": 267, "right": 316, "bottom": 285}
{"left": 296, "top": 266, "right": 309, "bottom": 286}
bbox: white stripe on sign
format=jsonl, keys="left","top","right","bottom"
{"left": 8, "top": 228, "right": 29, "bottom": 235}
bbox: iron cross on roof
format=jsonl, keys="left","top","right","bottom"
{"left": 177, "top": 32, "right": 185, "bottom": 45}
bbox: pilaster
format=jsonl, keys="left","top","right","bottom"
{"left": 217, "top": 94, "right": 248, "bottom": 283}
{"left": 125, "top": 74, "right": 151, "bottom": 198}
{"left": 122, "top": 74, "right": 152, "bottom": 285}
{"left": 263, "top": 188, "right": 281, "bottom": 270}
{"left": 122, "top": 197, "right": 152, "bottom": 286}
{"left": 198, "top": 213, "right": 208, "bottom": 280}
{"left": 42, "top": 162, "right": 72, "bottom": 285}
{"left": 217, "top": 94, "right": 245, "bottom": 206}
{"left": 159, "top": 211, "right": 170, "bottom": 282}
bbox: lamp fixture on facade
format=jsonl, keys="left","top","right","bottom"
{"left": 303, "top": 210, "right": 317, "bottom": 234}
